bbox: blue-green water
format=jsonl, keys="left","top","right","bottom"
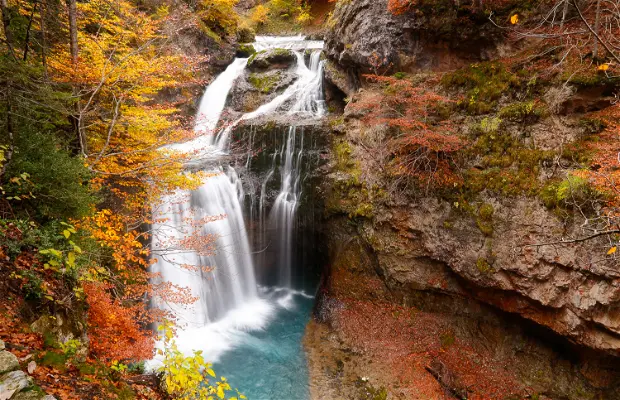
{"left": 212, "top": 288, "right": 314, "bottom": 400}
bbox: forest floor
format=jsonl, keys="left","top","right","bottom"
{"left": 0, "top": 250, "right": 164, "bottom": 400}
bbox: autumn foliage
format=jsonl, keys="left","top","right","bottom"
{"left": 83, "top": 282, "right": 154, "bottom": 363}
{"left": 353, "top": 75, "right": 463, "bottom": 187}
{"left": 0, "top": 0, "right": 217, "bottom": 381}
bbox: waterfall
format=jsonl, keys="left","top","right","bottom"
{"left": 268, "top": 126, "right": 305, "bottom": 286}
{"left": 150, "top": 36, "right": 325, "bottom": 364}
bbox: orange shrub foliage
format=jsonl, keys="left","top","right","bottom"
{"left": 84, "top": 282, "right": 154, "bottom": 363}
{"left": 353, "top": 75, "right": 463, "bottom": 187}
{"left": 388, "top": 0, "right": 417, "bottom": 15}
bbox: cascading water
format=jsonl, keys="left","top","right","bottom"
{"left": 269, "top": 126, "right": 304, "bottom": 287}
{"left": 150, "top": 36, "right": 327, "bottom": 398}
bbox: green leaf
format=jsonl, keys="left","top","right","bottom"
{"left": 63, "top": 230, "right": 71, "bottom": 239}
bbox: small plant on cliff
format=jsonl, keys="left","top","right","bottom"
{"left": 352, "top": 75, "right": 463, "bottom": 188}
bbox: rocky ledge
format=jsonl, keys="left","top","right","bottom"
{"left": 0, "top": 340, "right": 56, "bottom": 400}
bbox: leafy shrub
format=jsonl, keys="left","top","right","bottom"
{"left": 251, "top": 4, "right": 270, "bottom": 25}
{"left": 157, "top": 322, "right": 245, "bottom": 400}
{"left": 5, "top": 131, "right": 95, "bottom": 220}
{"left": 198, "top": 0, "right": 239, "bottom": 37}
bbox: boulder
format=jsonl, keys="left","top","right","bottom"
{"left": 325, "top": 0, "right": 502, "bottom": 74}
{"left": 236, "top": 43, "right": 256, "bottom": 58}
{"left": 228, "top": 69, "right": 297, "bottom": 113}
{"left": 0, "top": 371, "right": 32, "bottom": 396}
{"left": 0, "top": 351, "right": 19, "bottom": 375}
{"left": 247, "top": 49, "right": 296, "bottom": 72}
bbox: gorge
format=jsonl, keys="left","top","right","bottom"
{"left": 1, "top": 0, "right": 619, "bottom": 399}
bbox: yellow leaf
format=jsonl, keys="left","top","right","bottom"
{"left": 598, "top": 63, "right": 610, "bottom": 71}
{"left": 608, "top": 246, "right": 617, "bottom": 255}
{"left": 510, "top": 14, "right": 519, "bottom": 24}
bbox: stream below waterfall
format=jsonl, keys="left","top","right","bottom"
{"left": 149, "top": 36, "right": 326, "bottom": 399}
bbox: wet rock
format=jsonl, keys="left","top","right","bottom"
{"left": 228, "top": 69, "right": 297, "bottom": 113}
{"left": 0, "top": 371, "right": 32, "bottom": 396}
{"left": 236, "top": 43, "right": 256, "bottom": 58}
{"left": 324, "top": 60, "right": 357, "bottom": 97}
{"left": 247, "top": 49, "right": 296, "bottom": 72}
{"left": 0, "top": 351, "right": 19, "bottom": 375}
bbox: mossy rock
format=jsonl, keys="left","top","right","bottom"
{"left": 476, "top": 258, "right": 494, "bottom": 274}
{"left": 237, "top": 43, "right": 256, "bottom": 58}
{"left": 247, "top": 49, "right": 296, "bottom": 71}
{"left": 476, "top": 203, "right": 494, "bottom": 236}
{"left": 248, "top": 72, "right": 280, "bottom": 93}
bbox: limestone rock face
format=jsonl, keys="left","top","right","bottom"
{"left": 0, "top": 371, "right": 33, "bottom": 396}
{"left": 353, "top": 196, "right": 620, "bottom": 355}
{"left": 0, "top": 345, "right": 57, "bottom": 399}
{"left": 0, "top": 351, "right": 19, "bottom": 375}
{"left": 325, "top": 0, "right": 501, "bottom": 74}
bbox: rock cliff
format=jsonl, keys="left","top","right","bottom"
{"left": 309, "top": 0, "right": 620, "bottom": 398}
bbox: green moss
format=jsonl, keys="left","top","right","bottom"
{"left": 560, "top": 68, "right": 620, "bottom": 87}
{"left": 476, "top": 203, "right": 494, "bottom": 236}
{"left": 248, "top": 72, "right": 279, "bottom": 93}
{"left": 393, "top": 72, "right": 407, "bottom": 80}
{"left": 453, "top": 117, "right": 556, "bottom": 200}
{"left": 351, "top": 203, "right": 374, "bottom": 219}
{"left": 476, "top": 258, "right": 494, "bottom": 274}
{"left": 237, "top": 43, "right": 256, "bottom": 57}
{"left": 579, "top": 117, "right": 607, "bottom": 134}
{"left": 442, "top": 62, "right": 520, "bottom": 115}
{"left": 498, "top": 100, "right": 548, "bottom": 122}
{"left": 236, "top": 26, "right": 255, "bottom": 43}
{"left": 539, "top": 175, "right": 602, "bottom": 211}
{"left": 334, "top": 140, "right": 355, "bottom": 171}
{"left": 40, "top": 351, "right": 68, "bottom": 371}
{"left": 327, "top": 140, "right": 380, "bottom": 220}
{"left": 247, "top": 50, "right": 263, "bottom": 65}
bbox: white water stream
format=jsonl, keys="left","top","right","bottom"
{"left": 150, "top": 36, "right": 326, "bottom": 366}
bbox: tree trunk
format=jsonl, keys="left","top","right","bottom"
{"left": 0, "top": 0, "right": 16, "bottom": 59}
{"left": 41, "top": 0, "right": 48, "bottom": 78}
{"left": 66, "top": 0, "right": 78, "bottom": 65}
{"left": 22, "top": 2, "right": 38, "bottom": 61}
{"left": 592, "top": 0, "right": 601, "bottom": 58}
